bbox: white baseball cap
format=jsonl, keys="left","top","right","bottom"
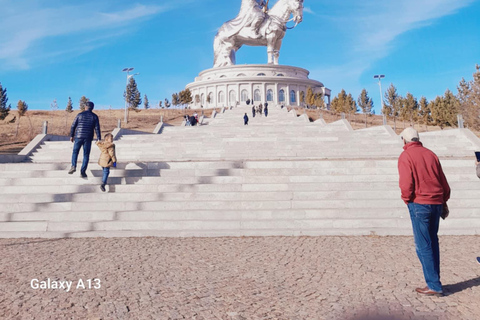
{"left": 400, "top": 127, "right": 420, "bottom": 143}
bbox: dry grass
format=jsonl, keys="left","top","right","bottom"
{"left": 0, "top": 108, "right": 215, "bottom": 154}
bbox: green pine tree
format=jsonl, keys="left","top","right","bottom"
{"left": 143, "top": 94, "right": 149, "bottom": 110}
{"left": 79, "top": 96, "right": 89, "bottom": 111}
{"left": 357, "top": 89, "right": 373, "bottom": 127}
{"left": 124, "top": 77, "right": 142, "bottom": 111}
{"left": 430, "top": 89, "right": 459, "bottom": 129}
{"left": 404, "top": 93, "right": 419, "bottom": 127}
{"left": 384, "top": 84, "right": 400, "bottom": 131}
{"left": 66, "top": 97, "right": 73, "bottom": 113}
{"left": 15, "top": 100, "right": 28, "bottom": 137}
{"left": 346, "top": 93, "right": 357, "bottom": 115}
{"left": 330, "top": 89, "right": 348, "bottom": 114}
{"left": 0, "top": 83, "right": 11, "bottom": 121}
{"left": 418, "top": 97, "right": 431, "bottom": 131}
{"left": 443, "top": 89, "right": 460, "bottom": 126}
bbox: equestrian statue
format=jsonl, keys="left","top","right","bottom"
{"left": 213, "top": 0, "right": 304, "bottom": 68}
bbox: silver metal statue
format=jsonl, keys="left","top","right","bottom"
{"left": 213, "top": 0, "right": 304, "bottom": 68}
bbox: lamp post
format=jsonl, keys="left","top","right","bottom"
{"left": 374, "top": 75, "right": 386, "bottom": 125}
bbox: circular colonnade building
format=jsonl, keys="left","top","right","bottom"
{"left": 186, "top": 64, "right": 331, "bottom": 109}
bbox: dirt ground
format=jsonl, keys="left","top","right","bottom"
{"left": 0, "top": 107, "right": 476, "bottom": 154}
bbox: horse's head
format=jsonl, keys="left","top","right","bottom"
{"left": 289, "top": 0, "right": 303, "bottom": 25}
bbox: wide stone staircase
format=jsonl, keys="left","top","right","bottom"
{"left": 1, "top": 106, "right": 479, "bottom": 238}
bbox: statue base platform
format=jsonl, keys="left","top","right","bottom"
{"left": 186, "top": 64, "right": 331, "bottom": 109}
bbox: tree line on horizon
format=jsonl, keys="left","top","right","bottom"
{"left": 1, "top": 65, "right": 479, "bottom": 131}
{"left": 328, "top": 65, "right": 480, "bottom": 131}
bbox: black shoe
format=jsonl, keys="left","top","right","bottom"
{"left": 68, "top": 166, "right": 76, "bottom": 174}
{"left": 100, "top": 184, "right": 106, "bottom": 192}
{"left": 80, "top": 172, "right": 87, "bottom": 179}
{"left": 477, "top": 257, "right": 480, "bottom": 264}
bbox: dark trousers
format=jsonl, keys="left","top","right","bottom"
{"left": 71, "top": 138, "right": 92, "bottom": 174}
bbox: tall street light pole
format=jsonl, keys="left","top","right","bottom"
{"left": 122, "top": 67, "right": 134, "bottom": 124}
{"left": 374, "top": 75, "right": 386, "bottom": 125}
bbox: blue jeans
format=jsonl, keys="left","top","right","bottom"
{"left": 71, "top": 138, "right": 92, "bottom": 174}
{"left": 102, "top": 167, "right": 110, "bottom": 185}
{"left": 407, "top": 202, "right": 443, "bottom": 292}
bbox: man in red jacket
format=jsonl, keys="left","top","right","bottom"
{"left": 398, "top": 127, "right": 450, "bottom": 297}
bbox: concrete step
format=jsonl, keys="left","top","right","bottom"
{"left": 3, "top": 171, "right": 479, "bottom": 187}
{"left": 1, "top": 198, "right": 478, "bottom": 214}
{"left": 1, "top": 217, "right": 479, "bottom": 235}
{"left": 1, "top": 189, "right": 479, "bottom": 204}
{"left": 0, "top": 180, "right": 477, "bottom": 195}
{"left": 2, "top": 226, "right": 476, "bottom": 238}
{"left": 4, "top": 207, "right": 480, "bottom": 223}
{"left": 3, "top": 158, "right": 475, "bottom": 171}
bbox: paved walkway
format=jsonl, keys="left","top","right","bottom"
{"left": 1, "top": 236, "right": 479, "bottom": 319}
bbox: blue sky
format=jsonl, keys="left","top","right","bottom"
{"left": 0, "top": 0, "right": 479, "bottom": 112}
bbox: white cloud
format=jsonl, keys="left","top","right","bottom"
{"left": 0, "top": 2, "right": 169, "bottom": 70}
{"left": 310, "top": 0, "right": 475, "bottom": 99}
{"left": 355, "top": 0, "right": 476, "bottom": 54}
{"left": 303, "top": 7, "right": 315, "bottom": 15}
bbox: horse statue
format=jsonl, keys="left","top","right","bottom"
{"left": 213, "top": 0, "right": 304, "bottom": 68}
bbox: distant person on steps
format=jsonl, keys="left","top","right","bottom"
{"left": 69, "top": 101, "right": 101, "bottom": 178}
{"left": 244, "top": 113, "right": 249, "bottom": 125}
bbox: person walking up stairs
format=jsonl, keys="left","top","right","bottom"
{"left": 68, "top": 101, "right": 101, "bottom": 178}
{"left": 96, "top": 133, "right": 117, "bottom": 192}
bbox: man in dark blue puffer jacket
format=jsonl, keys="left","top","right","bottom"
{"left": 68, "top": 101, "right": 101, "bottom": 178}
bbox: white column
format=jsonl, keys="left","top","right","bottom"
{"left": 237, "top": 84, "right": 241, "bottom": 105}
{"left": 275, "top": 83, "right": 279, "bottom": 105}
{"left": 250, "top": 83, "right": 254, "bottom": 104}
{"left": 286, "top": 85, "right": 291, "bottom": 106}
{"left": 263, "top": 83, "right": 267, "bottom": 104}
{"left": 226, "top": 86, "right": 229, "bottom": 106}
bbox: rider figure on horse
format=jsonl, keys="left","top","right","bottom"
{"left": 249, "top": 0, "right": 268, "bottom": 38}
